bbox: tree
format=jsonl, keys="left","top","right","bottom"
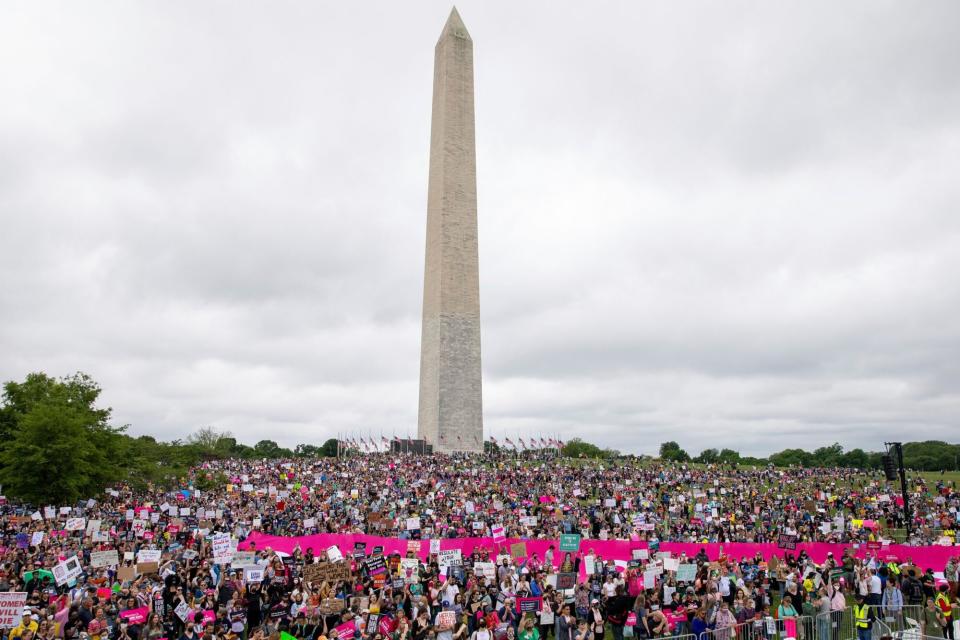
{"left": 694, "top": 448, "right": 719, "bottom": 464}
{"left": 320, "top": 438, "right": 339, "bottom": 457}
{"left": 659, "top": 441, "right": 690, "bottom": 462}
{"left": 0, "top": 372, "right": 125, "bottom": 503}
{"left": 484, "top": 440, "right": 500, "bottom": 454}
{"left": 253, "top": 439, "right": 291, "bottom": 458}
{"left": 562, "top": 438, "right": 605, "bottom": 458}
{"left": 294, "top": 443, "right": 322, "bottom": 457}
{"left": 187, "top": 426, "right": 233, "bottom": 452}
{"left": 718, "top": 448, "right": 741, "bottom": 464}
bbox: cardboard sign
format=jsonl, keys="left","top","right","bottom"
{"left": 319, "top": 598, "right": 346, "bottom": 615}
{"left": 510, "top": 542, "right": 528, "bottom": 559}
{"left": 304, "top": 561, "right": 352, "bottom": 584}
{"left": 117, "top": 566, "right": 137, "bottom": 582}
{"left": 0, "top": 592, "right": 27, "bottom": 628}
{"left": 90, "top": 550, "right": 120, "bottom": 568}
{"left": 137, "top": 562, "right": 159, "bottom": 575}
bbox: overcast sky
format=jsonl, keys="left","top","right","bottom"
{"left": 2, "top": 1, "right": 959, "bottom": 457}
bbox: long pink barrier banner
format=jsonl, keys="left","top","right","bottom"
{"left": 240, "top": 532, "right": 956, "bottom": 571}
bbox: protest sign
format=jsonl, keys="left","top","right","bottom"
{"left": 212, "top": 532, "right": 233, "bottom": 564}
{"left": 319, "top": 598, "right": 346, "bottom": 615}
{"left": 560, "top": 534, "right": 581, "bottom": 552}
{"left": 90, "top": 550, "right": 120, "bottom": 568}
{"left": 406, "top": 517, "right": 421, "bottom": 531}
{"left": 475, "top": 562, "right": 496, "bottom": 581}
{"left": 492, "top": 525, "right": 506, "bottom": 543}
{"left": 136, "top": 549, "right": 161, "bottom": 564}
{"left": 65, "top": 517, "right": 86, "bottom": 531}
{"left": 31, "top": 532, "right": 44, "bottom": 546}
{"left": 510, "top": 542, "right": 528, "bottom": 559}
{"left": 244, "top": 568, "right": 264, "bottom": 583}
{"left": 53, "top": 556, "right": 84, "bottom": 585}
{"left": 174, "top": 601, "right": 190, "bottom": 621}
{"left": 777, "top": 534, "right": 798, "bottom": 550}
{"left": 556, "top": 573, "right": 576, "bottom": 590}
{"left": 676, "top": 564, "right": 697, "bottom": 582}
{"left": 137, "top": 562, "right": 159, "bottom": 575}
{"left": 517, "top": 597, "right": 542, "bottom": 613}
{"left": 435, "top": 611, "right": 456, "bottom": 631}
{"left": 326, "top": 545, "right": 344, "bottom": 562}
{"left": 331, "top": 620, "right": 357, "bottom": 640}
{"left": 0, "top": 592, "right": 27, "bottom": 628}
{"left": 119, "top": 607, "right": 149, "bottom": 624}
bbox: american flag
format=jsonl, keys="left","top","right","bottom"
{"left": 490, "top": 436, "right": 497, "bottom": 444}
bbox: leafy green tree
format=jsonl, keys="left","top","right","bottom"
{"left": 320, "top": 438, "right": 339, "bottom": 457}
{"left": 694, "top": 448, "right": 719, "bottom": 464}
{"left": 294, "top": 443, "right": 322, "bottom": 457}
{"left": 0, "top": 372, "right": 124, "bottom": 503}
{"left": 562, "top": 438, "right": 606, "bottom": 458}
{"left": 659, "top": 441, "right": 690, "bottom": 462}
{"left": 718, "top": 448, "right": 741, "bottom": 464}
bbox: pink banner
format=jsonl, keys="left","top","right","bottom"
{"left": 120, "top": 607, "right": 150, "bottom": 625}
{"left": 240, "top": 532, "right": 956, "bottom": 572}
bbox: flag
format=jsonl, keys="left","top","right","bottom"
{"left": 490, "top": 436, "right": 497, "bottom": 444}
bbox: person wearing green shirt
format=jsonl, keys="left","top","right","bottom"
{"left": 520, "top": 617, "right": 541, "bottom": 640}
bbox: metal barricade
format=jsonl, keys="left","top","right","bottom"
{"left": 815, "top": 608, "right": 856, "bottom": 640}
{"left": 878, "top": 605, "right": 923, "bottom": 638}
{"left": 659, "top": 633, "right": 696, "bottom": 640}
{"left": 699, "top": 615, "right": 814, "bottom": 640}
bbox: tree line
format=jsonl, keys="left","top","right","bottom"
{"left": 1, "top": 372, "right": 956, "bottom": 504}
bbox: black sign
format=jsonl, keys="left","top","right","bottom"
{"left": 557, "top": 573, "right": 577, "bottom": 590}
{"left": 366, "top": 556, "right": 387, "bottom": 575}
{"left": 777, "top": 534, "right": 798, "bottom": 550}
{"left": 354, "top": 542, "right": 367, "bottom": 559}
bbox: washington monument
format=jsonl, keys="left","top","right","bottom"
{"left": 417, "top": 7, "right": 483, "bottom": 453}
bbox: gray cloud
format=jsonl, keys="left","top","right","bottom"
{"left": 1, "top": 1, "right": 958, "bottom": 456}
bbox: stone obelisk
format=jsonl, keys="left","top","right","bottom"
{"left": 417, "top": 7, "right": 483, "bottom": 453}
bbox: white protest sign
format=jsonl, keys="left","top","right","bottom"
{"left": 406, "top": 517, "right": 421, "bottom": 531}
{"left": 0, "top": 592, "right": 28, "bottom": 628}
{"left": 174, "top": 601, "right": 190, "bottom": 621}
{"left": 212, "top": 533, "right": 233, "bottom": 564}
{"left": 430, "top": 539, "right": 441, "bottom": 554}
{"left": 65, "top": 517, "right": 86, "bottom": 531}
{"left": 136, "top": 549, "right": 162, "bottom": 564}
{"left": 31, "top": 532, "right": 44, "bottom": 546}
{"left": 86, "top": 519, "right": 102, "bottom": 535}
{"left": 326, "top": 545, "right": 344, "bottom": 563}
{"left": 303, "top": 518, "right": 315, "bottom": 529}
{"left": 53, "top": 556, "right": 84, "bottom": 585}
{"left": 90, "top": 550, "right": 120, "bottom": 568}
{"left": 244, "top": 568, "right": 264, "bottom": 584}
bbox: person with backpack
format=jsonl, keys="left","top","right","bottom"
{"left": 902, "top": 570, "right": 925, "bottom": 608}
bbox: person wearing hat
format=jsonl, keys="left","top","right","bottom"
{"left": 10, "top": 609, "right": 39, "bottom": 640}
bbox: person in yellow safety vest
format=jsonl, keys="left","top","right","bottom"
{"left": 853, "top": 593, "right": 874, "bottom": 640}
{"left": 887, "top": 561, "right": 900, "bottom": 577}
{"left": 935, "top": 585, "right": 954, "bottom": 640}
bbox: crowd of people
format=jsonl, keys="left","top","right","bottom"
{"left": 1, "top": 453, "right": 958, "bottom": 640}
